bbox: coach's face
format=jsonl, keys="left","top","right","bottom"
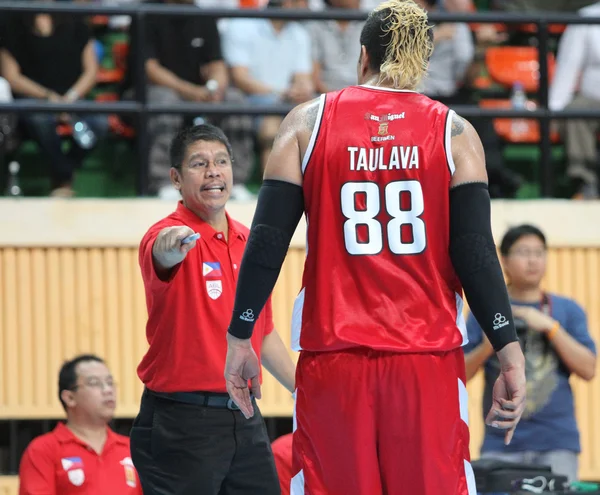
{"left": 173, "top": 139, "right": 233, "bottom": 215}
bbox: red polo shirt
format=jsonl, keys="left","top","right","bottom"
{"left": 137, "top": 201, "right": 274, "bottom": 393}
{"left": 19, "top": 423, "right": 141, "bottom": 495}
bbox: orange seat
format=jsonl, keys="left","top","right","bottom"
{"left": 519, "top": 23, "right": 566, "bottom": 35}
{"left": 485, "top": 47, "right": 556, "bottom": 93}
{"left": 91, "top": 15, "right": 109, "bottom": 26}
{"left": 95, "top": 92, "right": 119, "bottom": 103}
{"left": 97, "top": 68, "right": 125, "bottom": 84}
{"left": 479, "top": 99, "right": 560, "bottom": 144}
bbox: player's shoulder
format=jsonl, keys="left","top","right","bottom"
{"left": 549, "top": 293, "right": 585, "bottom": 313}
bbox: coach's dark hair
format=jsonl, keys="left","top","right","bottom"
{"left": 500, "top": 224, "right": 547, "bottom": 256}
{"left": 170, "top": 124, "right": 234, "bottom": 170}
{"left": 359, "top": 0, "right": 433, "bottom": 90}
{"left": 58, "top": 354, "right": 105, "bottom": 411}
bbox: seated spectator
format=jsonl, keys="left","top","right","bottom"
{"left": 19, "top": 354, "right": 142, "bottom": 494}
{"left": 140, "top": 0, "right": 255, "bottom": 200}
{"left": 416, "top": 0, "right": 475, "bottom": 99}
{"left": 464, "top": 225, "right": 597, "bottom": 482}
{"left": 308, "top": 0, "right": 364, "bottom": 93}
{"left": 272, "top": 433, "right": 294, "bottom": 495}
{"left": 549, "top": 1, "right": 600, "bottom": 199}
{"left": 223, "top": 0, "right": 313, "bottom": 170}
{"left": 0, "top": 8, "right": 108, "bottom": 198}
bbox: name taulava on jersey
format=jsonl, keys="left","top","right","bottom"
{"left": 348, "top": 145, "right": 419, "bottom": 172}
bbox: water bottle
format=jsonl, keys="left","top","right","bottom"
{"left": 5, "top": 161, "right": 22, "bottom": 197}
{"left": 510, "top": 82, "right": 528, "bottom": 137}
{"left": 72, "top": 120, "right": 97, "bottom": 150}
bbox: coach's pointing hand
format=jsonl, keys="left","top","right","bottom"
{"left": 152, "top": 226, "right": 199, "bottom": 274}
{"left": 225, "top": 333, "right": 261, "bottom": 419}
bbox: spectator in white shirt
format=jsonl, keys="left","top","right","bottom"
{"left": 223, "top": 0, "right": 313, "bottom": 171}
{"left": 549, "top": 1, "right": 600, "bottom": 199}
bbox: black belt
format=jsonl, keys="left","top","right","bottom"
{"left": 147, "top": 389, "right": 245, "bottom": 411}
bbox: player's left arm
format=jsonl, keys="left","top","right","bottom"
{"left": 225, "top": 99, "right": 318, "bottom": 418}
{"left": 227, "top": 99, "right": 320, "bottom": 341}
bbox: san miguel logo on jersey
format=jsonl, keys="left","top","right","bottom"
{"left": 120, "top": 457, "right": 137, "bottom": 488}
{"left": 365, "top": 112, "right": 405, "bottom": 142}
{"left": 61, "top": 457, "right": 85, "bottom": 486}
{"left": 203, "top": 262, "right": 222, "bottom": 278}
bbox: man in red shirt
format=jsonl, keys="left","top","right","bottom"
{"left": 19, "top": 354, "right": 141, "bottom": 495}
{"left": 130, "top": 123, "right": 295, "bottom": 495}
{"left": 225, "top": 1, "right": 527, "bottom": 494}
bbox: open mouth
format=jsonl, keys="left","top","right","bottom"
{"left": 202, "top": 185, "right": 225, "bottom": 193}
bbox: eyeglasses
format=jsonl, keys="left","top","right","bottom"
{"left": 71, "top": 377, "right": 116, "bottom": 391}
{"left": 509, "top": 248, "right": 546, "bottom": 259}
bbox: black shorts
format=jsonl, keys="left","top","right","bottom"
{"left": 130, "top": 388, "right": 280, "bottom": 495}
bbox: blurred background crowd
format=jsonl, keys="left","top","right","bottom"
{"left": 1, "top": 0, "right": 599, "bottom": 201}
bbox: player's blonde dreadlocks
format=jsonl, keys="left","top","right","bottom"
{"left": 360, "top": 0, "right": 434, "bottom": 90}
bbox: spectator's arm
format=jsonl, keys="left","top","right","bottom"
{"left": 200, "top": 60, "right": 228, "bottom": 101}
{"left": 64, "top": 40, "right": 98, "bottom": 102}
{"left": 146, "top": 59, "right": 208, "bottom": 101}
{"left": 0, "top": 48, "right": 56, "bottom": 99}
{"left": 549, "top": 25, "right": 587, "bottom": 111}
{"left": 288, "top": 26, "right": 314, "bottom": 101}
{"left": 309, "top": 25, "right": 328, "bottom": 94}
{"left": 312, "top": 61, "right": 328, "bottom": 94}
{"left": 230, "top": 66, "right": 274, "bottom": 96}
{"left": 452, "top": 24, "right": 475, "bottom": 84}
{"left": 19, "top": 442, "right": 57, "bottom": 495}
{"left": 464, "top": 313, "right": 493, "bottom": 381}
{"left": 551, "top": 302, "right": 596, "bottom": 381}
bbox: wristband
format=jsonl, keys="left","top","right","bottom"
{"left": 547, "top": 321, "right": 560, "bottom": 341}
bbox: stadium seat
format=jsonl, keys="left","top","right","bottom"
{"left": 479, "top": 99, "right": 561, "bottom": 144}
{"left": 485, "top": 47, "right": 556, "bottom": 93}
{"left": 519, "top": 23, "right": 566, "bottom": 35}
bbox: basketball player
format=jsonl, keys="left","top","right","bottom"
{"left": 225, "top": 1, "right": 527, "bottom": 493}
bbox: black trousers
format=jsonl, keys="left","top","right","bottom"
{"left": 130, "top": 389, "right": 281, "bottom": 495}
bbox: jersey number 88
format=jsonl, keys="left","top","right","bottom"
{"left": 341, "top": 180, "right": 426, "bottom": 256}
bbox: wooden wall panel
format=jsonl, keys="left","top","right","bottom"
{"left": 0, "top": 476, "right": 18, "bottom": 495}
{"left": 0, "top": 246, "right": 599, "bottom": 478}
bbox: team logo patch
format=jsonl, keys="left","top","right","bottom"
{"left": 203, "top": 262, "right": 222, "bottom": 278}
{"left": 120, "top": 457, "right": 137, "bottom": 488}
{"left": 206, "top": 280, "right": 223, "bottom": 300}
{"left": 61, "top": 457, "right": 85, "bottom": 486}
{"left": 378, "top": 122, "right": 389, "bottom": 135}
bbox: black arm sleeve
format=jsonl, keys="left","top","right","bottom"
{"left": 449, "top": 182, "right": 518, "bottom": 351}
{"left": 227, "top": 180, "right": 305, "bottom": 339}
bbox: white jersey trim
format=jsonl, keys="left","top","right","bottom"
{"left": 291, "top": 287, "right": 305, "bottom": 352}
{"left": 361, "top": 85, "right": 417, "bottom": 93}
{"left": 445, "top": 109, "right": 457, "bottom": 175}
{"left": 301, "top": 93, "right": 326, "bottom": 175}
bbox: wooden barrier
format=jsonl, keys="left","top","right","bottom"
{"left": 0, "top": 477, "right": 18, "bottom": 495}
{"left": 0, "top": 198, "right": 599, "bottom": 480}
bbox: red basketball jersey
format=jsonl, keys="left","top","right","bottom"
{"left": 291, "top": 85, "right": 468, "bottom": 353}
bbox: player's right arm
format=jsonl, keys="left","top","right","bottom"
{"left": 449, "top": 112, "right": 526, "bottom": 445}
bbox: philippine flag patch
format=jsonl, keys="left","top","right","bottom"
{"left": 203, "top": 262, "right": 222, "bottom": 278}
